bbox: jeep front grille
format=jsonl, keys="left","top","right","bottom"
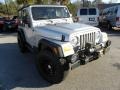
{"left": 80, "top": 32, "right": 95, "bottom": 49}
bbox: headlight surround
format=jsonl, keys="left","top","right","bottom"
{"left": 95, "top": 31, "right": 101, "bottom": 42}
{"left": 70, "top": 36, "right": 79, "bottom": 47}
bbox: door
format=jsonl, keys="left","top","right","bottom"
{"left": 22, "top": 9, "right": 35, "bottom": 47}
{"left": 88, "top": 8, "right": 98, "bottom": 26}
{"left": 78, "top": 8, "right": 88, "bottom": 24}
{"left": 78, "top": 8, "right": 98, "bottom": 26}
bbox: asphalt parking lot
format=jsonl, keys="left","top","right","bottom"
{"left": 0, "top": 29, "right": 120, "bottom": 90}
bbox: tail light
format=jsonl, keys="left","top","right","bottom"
{"left": 116, "top": 17, "right": 120, "bottom": 21}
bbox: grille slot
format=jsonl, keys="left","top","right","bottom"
{"left": 79, "top": 32, "right": 95, "bottom": 49}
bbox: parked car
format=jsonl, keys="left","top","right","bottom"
{"left": 3, "top": 16, "right": 18, "bottom": 31}
{"left": 99, "top": 5, "right": 120, "bottom": 30}
{"left": 0, "top": 16, "right": 5, "bottom": 31}
{"left": 76, "top": 8, "right": 99, "bottom": 26}
{"left": 18, "top": 5, "right": 111, "bottom": 84}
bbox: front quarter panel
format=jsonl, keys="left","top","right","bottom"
{"left": 38, "top": 39, "right": 75, "bottom": 57}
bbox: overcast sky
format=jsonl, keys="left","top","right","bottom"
{"left": 0, "top": 0, "right": 120, "bottom": 3}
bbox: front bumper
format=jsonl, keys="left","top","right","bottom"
{"left": 69, "top": 40, "right": 111, "bottom": 70}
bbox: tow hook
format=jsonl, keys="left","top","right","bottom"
{"left": 103, "top": 40, "right": 111, "bottom": 54}
{"left": 105, "top": 40, "right": 111, "bottom": 48}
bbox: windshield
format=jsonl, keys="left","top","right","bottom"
{"left": 89, "top": 8, "right": 96, "bottom": 15}
{"left": 32, "top": 7, "right": 70, "bottom": 20}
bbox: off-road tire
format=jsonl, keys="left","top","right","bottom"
{"left": 17, "top": 34, "right": 28, "bottom": 53}
{"left": 36, "top": 50, "right": 69, "bottom": 84}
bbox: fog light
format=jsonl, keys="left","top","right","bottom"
{"left": 89, "top": 48, "right": 95, "bottom": 53}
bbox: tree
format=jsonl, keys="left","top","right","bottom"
{"left": 67, "top": 3, "right": 77, "bottom": 16}
{"left": 92, "top": 0, "right": 103, "bottom": 6}
{"left": 16, "top": 0, "right": 35, "bottom": 5}
{"left": 34, "top": 0, "right": 43, "bottom": 4}
{"left": 52, "top": 0, "right": 70, "bottom": 5}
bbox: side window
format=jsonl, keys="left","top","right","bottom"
{"left": 22, "top": 9, "right": 31, "bottom": 27}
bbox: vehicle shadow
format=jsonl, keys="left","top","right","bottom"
{"left": 0, "top": 43, "right": 51, "bottom": 90}
{"left": 113, "top": 63, "right": 120, "bottom": 70}
{"left": 0, "top": 32, "right": 17, "bottom": 38}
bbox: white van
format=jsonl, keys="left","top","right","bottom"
{"left": 77, "top": 8, "right": 99, "bottom": 26}
{"left": 99, "top": 5, "right": 120, "bottom": 30}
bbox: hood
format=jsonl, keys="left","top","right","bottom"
{"left": 35, "top": 23, "right": 100, "bottom": 41}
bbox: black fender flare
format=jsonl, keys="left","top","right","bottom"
{"left": 38, "top": 39, "right": 64, "bottom": 57}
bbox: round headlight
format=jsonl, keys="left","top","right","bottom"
{"left": 95, "top": 31, "right": 101, "bottom": 43}
{"left": 96, "top": 31, "right": 101, "bottom": 39}
{"left": 70, "top": 36, "right": 79, "bottom": 46}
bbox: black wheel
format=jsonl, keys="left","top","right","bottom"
{"left": 17, "top": 34, "right": 28, "bottom": 53}
{"left": 36, "top": 50, "right": 69, "bottom": 84}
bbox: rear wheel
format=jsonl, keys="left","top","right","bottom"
{"left": 36, "top": 50, "right": 69, "bottom": 84}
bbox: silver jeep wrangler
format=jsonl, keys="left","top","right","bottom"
{"left": 17, "top": 5, "right": 111, "bottom": 84}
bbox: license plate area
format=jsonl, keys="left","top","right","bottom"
{"left": 89, "top": 18, "right": 95, "bottom": 21}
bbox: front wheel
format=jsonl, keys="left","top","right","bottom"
{"left": 17, "top": 34, "right": 28, "bottom": 53}
{"left": 36, "top": 50, "right": 69, "bottom": 84}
